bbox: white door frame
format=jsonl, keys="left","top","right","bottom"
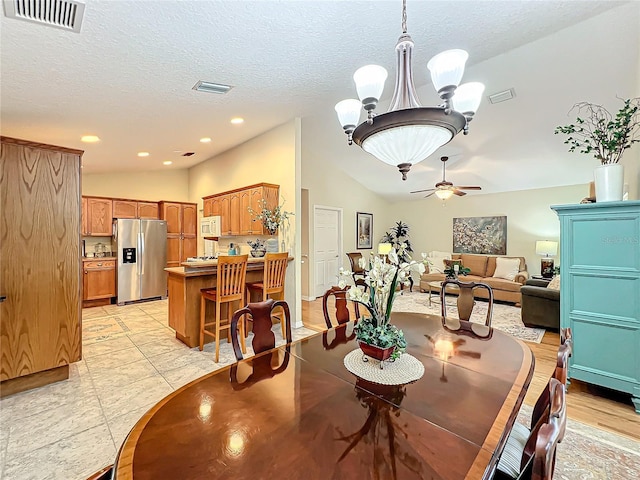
{"left": 311, "top": 205, "right": 343, "bottom": 299}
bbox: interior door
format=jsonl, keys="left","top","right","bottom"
{"left": 313, "top": 206, "right": 342, "bottom": 298}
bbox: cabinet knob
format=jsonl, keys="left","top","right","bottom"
{"left": 97, "top": 263, "right": 103, "bottom": 266}
{"left": 84, "top": 271, "right": 88, "bottom": 274}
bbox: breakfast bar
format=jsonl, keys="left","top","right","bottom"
{"left": 165, "top": 256, "right": 293, "bottom": 348}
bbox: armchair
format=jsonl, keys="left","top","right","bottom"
{"left": 520, "top": 279, "right": 560, "bottom": 330}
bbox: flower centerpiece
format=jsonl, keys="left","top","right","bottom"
{"left": 247, "top": 238, "right": 266, "bottom": 257}
{"left": 248, "top": 198, "right": 294, "bottom": 235}
{"left": 554, "top": 97, "right": 640, "bottom": 201}
{"left": 339, "top": 249, "right": 425, "bottom": 363}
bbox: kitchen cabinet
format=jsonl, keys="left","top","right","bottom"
{"left": 202, "top": 183, "right": 280, "bottom": 237}
{"left": 160, "top": 201, "right": 197, "bottom": 267}
{"left": 105, "top": 199, "right": 160, "bottom": 220}
{"left": 137, "top": 201, "right": 159, "bottom": 219}
{"left": 85, "top": 197, "right": 113, "bottom": 236}
{"left": 81, "top": 197, "right": 88, "bottom": 235}
{"left": 1, "top": 136, "right": 82, "bottom": 396}
{"left": 552, "top": 201, "right": 640, "bottom": 414}
{"left": 83, "top": 259, "right": 116, "bottom": 304}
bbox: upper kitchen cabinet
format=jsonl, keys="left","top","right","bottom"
{"left": 203, "top": 183, "right": 280, "bottom": 236}
{"left": 1, "top": 136, "right": 82, "bottom": 396}
{"left": 159, "top": 201, "right": 197, "bottom": 266}
{"left": 84, "top": 196, "right": 113, "bottom": 236}
{"left": 137, "top": 201, "right": 159, "bottom": 219}
{"left": 111, "top": 199, "right": 160, "bottom": 220}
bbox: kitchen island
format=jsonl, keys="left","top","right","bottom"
{"left": 165, "top": 256, "right": 293, "bottom": 348}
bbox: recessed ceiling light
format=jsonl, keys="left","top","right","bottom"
{"left": 230, "top": 117, "right": 244, "bottom": 125}
{"left": 137, "top": 151, "right": 150, "bottom": 157}
{"left": 163, "top": 161, "right": 172, "bottom": 165}
{"left": 81, "top": 135, "right": 100, "bottom": 143}
{"left": 200, "top": 137, "right": 212, "bottom": 143}
{"left": 192, "top": 81, "right": 233, "bottom": 94}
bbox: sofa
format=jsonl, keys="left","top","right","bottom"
{"left": 520, "top": 278, "right": 560, "bottom": 329}
{"left": 419, "top": 253, "right": 529, "bottom": 304}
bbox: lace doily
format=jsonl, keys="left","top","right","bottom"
{"left": 343, "top": 348, "right": 425, "bottom": 385}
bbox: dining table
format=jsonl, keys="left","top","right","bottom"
{"left": 113, "top": 312, "right": 534, "bottom": 480}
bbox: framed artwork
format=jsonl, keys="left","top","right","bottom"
{"left": 356, "top": 212, "right": 373, "bottom": 249}
{"left": 453, "top": 216, "right": 507, "bottom": 255}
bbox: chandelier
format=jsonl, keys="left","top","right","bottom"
{"left": 335, "top": 0, "right": 484, "bottom": 180}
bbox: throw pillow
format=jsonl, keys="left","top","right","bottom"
{"left": 547, "top": 276, "right": 560, "bottom": 290}
{"left": 427, "top": 251, "right": 451, "bottom": 273}
{"left": 492, "top": 257, "right": 521, "bottom": 281}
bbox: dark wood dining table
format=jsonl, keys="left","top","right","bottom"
{"left": 114, "top": 312, "right": 534, "bottom": 480}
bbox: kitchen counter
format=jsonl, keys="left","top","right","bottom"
{"left": 82, "top": 256, "right": 116, "bottom": 261}
{"left": 165, "top": 256, "right": 293, "bottom": 348}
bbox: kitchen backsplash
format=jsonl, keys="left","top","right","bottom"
{"left": 83, "top": 236, "right": 114, "bottom": 257}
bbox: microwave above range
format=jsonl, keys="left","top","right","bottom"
{"left": 199, "top": 216, "right": 221, "bottom": 237}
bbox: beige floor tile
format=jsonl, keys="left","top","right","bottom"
{"left": 106, "top": 402, "right": 156, "bottom": 449}
{"left": 90, "top": 358, "right": 159, "bottom": 393}
{"left": 82, "top": 335, "right": 136, "bottom": 358}
{"left": 84, "top": 345, "right": 146, "bottom": 373}
{"left": 98, "top": 374, "right": 173, "bottom": 420}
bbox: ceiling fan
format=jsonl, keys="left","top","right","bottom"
{"left": 410, "top": 156, "right": 482, "bottom": 199}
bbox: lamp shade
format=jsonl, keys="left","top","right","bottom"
{"left": 353, "top": 65, "right": 388, "bottom": 102}
{"left": 335, "top": 99, "right": 362, "bottom": 128}
{"left": 535, "top": 240, "right": 558, "bottom": 257}
{"left": 452, "top": 82, "right": 485, "bottom": 114}
{"left": 435, "top": 188, "right": 454, "bottom": 200}
{"left": 378, "top": 242, "right": 392, "bottom": 255}
{"left": 427, "top": 49, "right": 468, "bottom": 91}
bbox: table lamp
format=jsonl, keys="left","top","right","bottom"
{"left": 378, "top": 242, "right": 392, "bottom": 255}
{"left": 535, "top": 240, "right": 558, "bottom": 279}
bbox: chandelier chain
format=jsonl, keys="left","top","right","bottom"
{"left": 401, "top": 0, "right": 407, "bottom": 34}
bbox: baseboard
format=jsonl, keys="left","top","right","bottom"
{"left": 302, "top": 295, "right": 317, "bottom": 301}
{"left": 0, "top": 364, "right": 69, "bottom": 398}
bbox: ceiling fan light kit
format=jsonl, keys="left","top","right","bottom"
{"left": 409, "top": 156, "right": 482, "bottom": 200}
{"left": 335, "top": 0, "right": 484, "bottom": 180}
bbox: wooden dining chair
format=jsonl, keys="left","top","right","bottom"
{"left": 199, "top": 254, "right": 248, "bottom": 362}
{"left": 346, "top": 252, "right": 367, "bottom": 289}
{"left": 246, "top": 252, "right": 289, "bottom": 338}
{"left": 322, "top": 285, "right": 360, "bottom": 328}
{"left": 494, "top": 377, "right": 566, "bottom": 480}
{"left": 440, "top": 278, "right": 494, "bottom": 327}
{"left": 230, "top": 299, "right": 292, "bottom": 361}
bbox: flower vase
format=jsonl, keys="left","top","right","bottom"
{"left": 265, "top": 238, "right": 278, "bottom": 253}
{"left": 358, "top": 340, "right": 396, "bottom": 363}
{"left": 594, "top": 164, "right": 624, "bottom": 202}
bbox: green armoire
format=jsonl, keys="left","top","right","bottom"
{"left": 552, "top": 201, "right": 640, "bottom": 414}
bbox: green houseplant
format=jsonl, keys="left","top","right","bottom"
{"left": 339, "top": 249, "right": 424, "bottom": 362}
{"left": 380, "top": 221, "right": 413, "bottom": 263}
{"left": 555, "top": 97, "right": 640, "bottom": 202}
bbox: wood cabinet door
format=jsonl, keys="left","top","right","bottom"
{"left": 203, "top": 199, "right": 213, "bottom": 217}
{"left": 113, "top": 200, "right": 137, "bottom": 219}
{"left": 229, "top": 192, "right": 240, "bottom": 235}
{"left": 181, "top": 203, "right": 197, "bottom": 235}
{"left": 239, "top": 190, "right": 252, "bottom": 235}
{"left": 166, "top": 235, "right": 182, "bottom": 267}
{"left": 220, "top": 195, "right": 231, "bottom": 235}
{"left": 161, "top": 202, "right": 182, "bottom": 235}
{"left": 181, "top": 235, "right": 197, "bottom": 262}
{"left": 210, "top": 197, "right": 221, "bottom": 216}
{"left": 250, "top": 187, "right": 266, "bottom": 235}
{"left": 137, "top": 202, "right": 159, "bottom": 219}
{"left": 86, "top": 197, "right": 113, "bottom": 236}
{"left": 83, "top": 266, "right": 116, "bottom": 300}
{"left": 81, "top": 197, "right": 88, "bottom": 236}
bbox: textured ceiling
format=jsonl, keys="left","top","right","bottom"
{"left": 1, "top": 0, "right": 637, "bottom": 200}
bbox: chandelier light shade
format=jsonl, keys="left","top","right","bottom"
{"left": 335, "top": 0, "right": 484, "bottom": 180}
{"left": 434, "top": 188, "right": 455, "bottom": 200}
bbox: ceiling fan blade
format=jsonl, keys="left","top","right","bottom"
{"left": 453, "top": 189, "right": 467, "bottom": 197}
{"left": 410, "top": 188, "right": 436, "bottom": 194}
{"left": 456, "top": 186, "right": 482, "bottom": 190}
{"left": 424, "top": 192, "right": 436, "bottom": 198}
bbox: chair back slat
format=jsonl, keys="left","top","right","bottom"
{"left": 217, "top": 255, "right": 248, "bottom": 301}
{"left": 440, "top": 279, "right": 494, "bottom": 327}
{"left": 230, "top": 299, "right": 292, "bottom": 361}
{"left": 264, "top": 252, "right": 288, "bottom": 292}
{"left": 322, "top": 286, "right": 360, "bottom": 328}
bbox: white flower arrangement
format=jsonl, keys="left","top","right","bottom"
{"left": 248, "top": 198, "right": 293, "bottom": 235}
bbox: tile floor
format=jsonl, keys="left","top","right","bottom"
{"left": 0, "top": 299, "right": 316, "bottom": 480}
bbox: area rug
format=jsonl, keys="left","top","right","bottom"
{"left": 392, "top": 291, "right": 545, "bottom": 344}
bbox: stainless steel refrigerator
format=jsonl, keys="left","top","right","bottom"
{"left": 114, "top": 219, "right": 167, "bottom": 305}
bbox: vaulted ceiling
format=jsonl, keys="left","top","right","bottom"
{"left": 2, "top": 1, "right": 638, "bottom": 201}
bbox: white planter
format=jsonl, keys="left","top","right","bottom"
{"left": 594, "top": 164, "right": 624, "bottom": 202}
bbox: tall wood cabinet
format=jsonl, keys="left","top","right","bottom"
{"left": 0, "top": 137, "right": 82, "bottom": 396}
{"left": 552, "top": 201, "right": 640, "bottom": 414}
{"left": 203, "top": 183, "right": 280, "bottom": 236}
{"left": 159, "top": 201, "right": 197, "bottom": 267}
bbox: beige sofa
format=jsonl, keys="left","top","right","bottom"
{"left": 419, "top": 253, "right": 529, "bottom": 304}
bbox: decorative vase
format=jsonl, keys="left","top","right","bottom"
{"left": 265, "top": 238, "right": 278, "bottom": 253}
{"left": 594, "top": 164, "right": 624, "bottom": 202}
{"left": 358, "top": 341, "right": 396, "bottom": 363}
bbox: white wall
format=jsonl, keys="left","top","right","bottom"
{"left": 392, "top": 184, "right": 588, "bottom": 277}
{"left": 82, "top": 169, "right": 189, "bottom": 201}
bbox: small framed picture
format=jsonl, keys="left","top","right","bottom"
{"left": 356, "top": 212, "right": 373, "bottom": 249}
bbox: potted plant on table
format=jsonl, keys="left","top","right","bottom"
{"left": 247, "top": 238, "right": 266, "bottom": 258}
{"left": 554, "top": 97, "right": 640, "bottom": 202}
{"left": 339, "top": 249, "right": 425, "bottom": 365}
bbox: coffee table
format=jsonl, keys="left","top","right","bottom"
{"left": 427, "top": 280, "right": 460, "bottom": 306}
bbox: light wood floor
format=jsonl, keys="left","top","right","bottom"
{"left": 301, "top": 298, "right": 640, "bottom": 442}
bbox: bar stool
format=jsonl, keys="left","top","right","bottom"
{"left": 200, "top": 254, "right": 248, "bottom": 362}
{"left": 246, "top": 252, "right": 289, "bottom": 338}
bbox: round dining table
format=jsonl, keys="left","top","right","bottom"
{"left": 114, "top": 312, "right": 534, "bottom": 480}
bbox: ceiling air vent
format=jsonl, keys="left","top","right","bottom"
{"left": 3, "top": 0, "right": 85, "bottom": 33}
{"left": 192, "top": 81, "right": 233, "bottom": 95}
{"left": 488, "top": 88, "right": 516, "bottom": 104}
